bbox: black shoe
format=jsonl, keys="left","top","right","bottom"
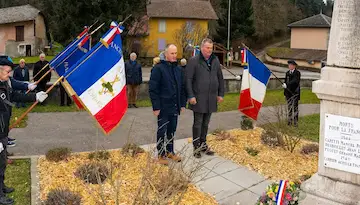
{"left": 0, "top": 196, "right": 14, "bottom": 205}
{"left": 202, "top": 148, "right": 215, "bottom": 156}
{"left": 128, "top": 104, "right": 133, "bottom": 108}
{"left": 3, "top": 187, "right": 14, "bottom": 194}
{"left": 133, "top": 104, "right": 138, "bottom": 108}
{"left": 193, "top": 152, "right": 201, "bottom": 158}
{"left": 7, "top": 138, "right": 15, "bottom": 143}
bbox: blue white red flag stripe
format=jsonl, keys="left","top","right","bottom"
{"left": 276, "top": 180, "right": 288, "bottom": 205}
{"left": 238, "top": 48, "right": 271, "bottom": 120}
{"left": 65, "top": 24, "right": 127, "bottom": 134}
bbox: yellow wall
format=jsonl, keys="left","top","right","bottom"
{"left": 35, "top": 15, "right": 47, "bottom": 39}
{"left": 140, "top": 18, "right": 209, "bottom": 57}
{"left": 290, "top": 27, "right": 330, "bottom": 50}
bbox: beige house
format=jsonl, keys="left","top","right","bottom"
{"left": 0, "top": 4, "right": 48, "bottom": 57}
{"left": 288, "top": 13, "right": 331, "bottom": 50}
{"left": 265, "top": 14, "right": 331, "bottom": 70}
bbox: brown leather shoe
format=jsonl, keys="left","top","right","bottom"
{"left": 167, "top": 153, "right": 182, "bottom": 162}
{"left": 158, "top": 156, "right": 169, "bottom": 165}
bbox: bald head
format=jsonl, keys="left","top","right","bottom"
{"left": 165, "top": 44, "right": 177, "bottom": 62}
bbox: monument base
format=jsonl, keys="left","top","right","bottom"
{"left": 300, "top": 173, "right": 360, "bottom": 205}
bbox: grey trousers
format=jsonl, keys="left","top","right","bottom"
{"left": 192, "top": 112, "right": 212, "bottom": 151}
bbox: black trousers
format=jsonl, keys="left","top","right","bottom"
{"left": 192, "top": 112, "right": 212, "bottom": 151}
{"left": 0, "top": 137, "right": 8, "bottom": 196}
{"left": 157, "top": 112, "right": 178, "bottom": 157}
{"left": 60, "top": 84, "right": 71, "bottom": 106}
{"left": 286, "top": 96, "right": 299, "bottom": 126}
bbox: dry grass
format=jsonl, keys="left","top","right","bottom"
{"left": 38, "top": 150, "right": 217, "bottom": 205}
{"left": 207, "top": 128, "right": 318, "bottom": 181}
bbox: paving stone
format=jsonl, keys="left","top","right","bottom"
{"left": 218, "top": 190, "right": 259, "bottom": 205}
{"left": 248, "top": 180, "right": 272, "bottom": 196}
{"left": 221, "top": 167, "right": 265, "bottom": 188}
{"left": 196, "top": 176, "right": 244, "bottom": 201}
{"left": 203, "top": 156, "right": 239, "bottom": 174}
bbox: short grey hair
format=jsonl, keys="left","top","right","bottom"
{"left": 39, "top": 53, "right": 45, "bottom": 58}
{"left": 180, "top": 58, "right": 187, "bottom": 66}
{"left": 165, "top": 44, "right": 177, "bottom": 52}
{"left": 201, "top": 38, "right": 213, "bottom": 46}
{"left": 130, "top": 52, "right": 137, "bottom": 58}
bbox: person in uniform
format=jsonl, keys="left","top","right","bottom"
{"left": 282, "top": 60, "right": 301, "bottom": 126}
{"left": 0, "top": 56, "right": 48, "bottom": 205}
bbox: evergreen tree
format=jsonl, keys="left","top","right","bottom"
{"left": 214, "top": 0, "right": 255, "bottom": 44}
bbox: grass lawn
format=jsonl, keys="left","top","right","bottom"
{"left": 261, "top": 113, "right": 320, "bottom": 142}
{"left": 11, "top": 103, "right": 80, "bottom": 128}
{"left": 12, "top": 56, "right": 55, "bottom": 64}
{"left": 4, "top": 159, "right": 31, "bottom": 205}
{"left": 137, "top": 88, "right": 320, "bottom": 112}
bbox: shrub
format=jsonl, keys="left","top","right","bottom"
{"left": 154, "top": 169, "right": 190, "bottom": 195}
{"left": 214, "top": 130, "right": 234, "bottom": 142}
{"left": 245, "top": 147, "right": 259, "bottom": 156}
{"left": 260, "top": 129, "right": 282, "bottom": 147}
{"left": 44, "top": 188, "right": 81, "bottom": 205}
{"left": 88, "top": 150, "right": 110, "bottom": 161}
{"left": 241, "top": 116, "right": 254, "bottom": 130}
{"left": 45, "top": 147, "right": 71, "bottom": 162}
{"left": 75, "top": 162, "right": 109, "bottom": 184}
{"left": 301, "top": 144, "right": 319, "bottom": 155}
{"left": 121, "top": 143, "right": 145, "bottom": 157}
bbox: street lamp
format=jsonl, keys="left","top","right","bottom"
{"left": 227, "top": 0, "right": 231, "bottom": 67}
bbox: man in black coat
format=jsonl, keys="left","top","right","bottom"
{"left": 185, "top": 38, "right": 225, "bottom": 158}
{"left": 12, "top": 59, "right": 30, "bottom": 108}
{"left": 283, "top": 60, "right": 301, "bottom": 126}
{"left": 0, "top": 56, "right": 48, "bottom": 205}
{"left": 33, "top": 53, "right": 51, "bottom": 105}
{"left": 125, "top": 52, "right": 142, "bottom": 108}
{"left": 149, "top": 44, "right": 186, "bottom": 165}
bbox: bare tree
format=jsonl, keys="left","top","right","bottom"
{"left": 173, "top": 22, "right": 208, "bottom": 58}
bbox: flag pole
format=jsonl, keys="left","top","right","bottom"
{"left": 25, "top": 68, "right": 54, "bottom": 94}
{"left": 30, "top": 63, "right": 49, "bottom": 82}
{"left": 241, "top": 43, "right": 295, "bottom": 95}
{"left": 241, "top": 43, "right": 284, "bottom": 84}
{"left": 9, "top": 76, "right": 64, "bottom": 130}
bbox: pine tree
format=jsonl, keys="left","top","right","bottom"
{"left": 214, "top": 0, "right": 255, "bottom": 44}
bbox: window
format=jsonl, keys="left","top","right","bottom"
{"left": 15, "top": 26, "right": 24, "bottom": 41}
{"left": 158, "top": 20, "right": 166, "bottom": 33}
{"left": 158, "top": 39, "right": 166, "bottom": 51}
{"left": 185, "top": 21, "right": 194, "bottom": 33}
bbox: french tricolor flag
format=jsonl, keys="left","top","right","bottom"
{"left": 65, "top": 25, "right": 127, "bottom": 134}
{"left": 276, "top": 180, "right": 288, "bottom": 205}
{"left": 238, "top": 48, "right": 271, "bottom": 120}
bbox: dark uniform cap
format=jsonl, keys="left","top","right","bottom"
{"left": 287, "top": 60, "right": 297, "bottom": 66}
{"left": 0, "top": 56, "right": 14, "bottom": 68}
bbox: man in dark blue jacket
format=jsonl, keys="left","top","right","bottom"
{"left": 125, "top": 52, "right": 142, "bottom": 108}
{"left": 149, "top": 44, "right": 186, "bottom": 165}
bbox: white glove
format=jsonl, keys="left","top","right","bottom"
{"left": 36, "top": 91, "right": 48, "bottom": 102}
{"left": 235, "top": 75, "right": 241, "bottom": 81}
{"left": 28, "top": 83, "right": 37, "bottom": 91}
{"left": 282, "top": 83, "right": 287, "bottom": 89}
{"left": 0, "top": 142, "right": 3, "bottom": 154}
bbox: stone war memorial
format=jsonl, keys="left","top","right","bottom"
{"left": 300, "top": 0, "right": 360, "bottom": 204}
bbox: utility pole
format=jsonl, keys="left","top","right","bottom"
{"left": 227, "top": 0, "right": 231, "bottom": 67}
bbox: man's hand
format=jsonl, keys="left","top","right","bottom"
{"left": 153, "top": 110, "right": 160, "bottom": 116}
{"left": 181, "top": 107, "right": 185, "bottom": 113}
{"left": 217, "top": 96, "right": 224, "bottom": 103}
{"left": 189, "top": 97, "right": 197, "bottom": 105}
{"left": 36, "top": 91, "right": 48, "bottom": 102}
{"left": 28, "top": 83, "right": 37, "bottom": 91}
{"left": 282, "top": 83, "right": 287, "bottom": 89}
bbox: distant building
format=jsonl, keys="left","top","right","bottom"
{"left": 0, "top": 4, "right": 48, "bottom": 57}
{"left": 127, "top": 0, "right": 218, "bottom": 57}
{"left": 265, "top": 13, "right": 331, "bottom": 70}
{"left": 288, "top": 13, "right": 332, "bottom": 51}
